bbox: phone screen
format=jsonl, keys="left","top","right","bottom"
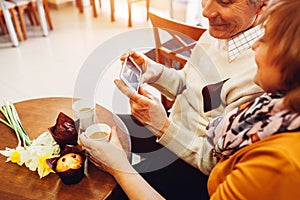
{"left": 120, "top": 57, "right": 142, "bottom": 91}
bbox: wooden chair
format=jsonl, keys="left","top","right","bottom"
{"left": 7, "top": 0, "right": 34, "bottom": 40}
{"left": 0, "top": 10, "right": 8, "bottom": 34}
{"left": 148, "top": 11, "right": 206, "bottom": 111}
{"left": 85, "top": 0, "right": 149, "bottom": 27}
{"left": 42, "top": 0, "right": 53, "bottom": 30}
{"left": 127, "top": 0, "right": 149, "bottom": 27}
{"left": 25, "top": 0, "right": 53, "bottom": 30}
{"left": 89, "top": 0, "right": 113, "bottom": 20}
{"left": 0, "top": 1, "right": 23, "bottom": 41}
{"left": 7, "top": 0, "right": 53, "bottom": 40}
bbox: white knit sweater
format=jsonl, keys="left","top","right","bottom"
{"left": 154, "top": 30, "right": 263, "bottom": 175}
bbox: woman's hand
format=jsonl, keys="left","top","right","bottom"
{"left": 79, "top": 126, "right": 132, "bottom": 176}
{"left": 80, "top": 126, "right": 165, "bottom": 200}
{"left": 114, "top": 79, "right": 170, "bottom": 138}
{"left": 120, "top": 51, "right": 165, "bottom": 84}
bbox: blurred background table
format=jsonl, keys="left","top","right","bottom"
{"left": 0, "top": 97, "right": 131, "bottom": 200}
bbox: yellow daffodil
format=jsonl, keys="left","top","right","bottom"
{"left": 0, "top": 101, "right": 61, "bottom": 178}
{"left": 10, "top": 151, "right": 20, "bottom": 163}
{"left": 0, "top": 132, "right": 60, "bottom": 178}
{"left": 24, "top": 132, "right": 60, "bottom": 178}
{"left": 37, "top": 154, "right": 57, "bottom": 178}
{"left": 0, "top": 146, "right": 26, "bottom": 166}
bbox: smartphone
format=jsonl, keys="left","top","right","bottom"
{"left": 119, "top": 56, "right": 142, "bottom": 91}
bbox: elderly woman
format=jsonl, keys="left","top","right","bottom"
{"left": 80, "top": 0, "right": 300, "bottom": 199}
{"left": 206, "top": 0, "right": 300, "bottom": 198}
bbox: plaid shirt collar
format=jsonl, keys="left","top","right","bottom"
{"left": 227, "top": 25, "right": 264, "bottom": 62}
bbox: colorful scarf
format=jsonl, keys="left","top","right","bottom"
{"left": 207, "top": 93, "right": 300, "bottom": 158}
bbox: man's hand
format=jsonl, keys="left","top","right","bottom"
{"left": 120, "top": 51, "right": 165, "bottom": 84}
{"left": 114, "top": 79, "right": 170, "bottom": 138}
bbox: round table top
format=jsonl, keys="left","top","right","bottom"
{"left": 0, "top": 97, "right": 131, "bottom": 200}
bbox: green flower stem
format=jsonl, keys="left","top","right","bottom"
{"left": 0, "top": 118, "right": 13, "bottom": 129}
{"left": 0, "top": 101, "right": 31, "bottom": 147}
{"left": 3, "top": 101, "right": 22, "bottom": 147}
{"left": 10, "top": 102, "right": 30, "bottom": 146}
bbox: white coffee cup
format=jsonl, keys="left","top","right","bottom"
{"left": 84, "top": 123, "right": 111, "bottom": 142}
{"left": 72, "top": 99, "right": 95, "bottom": 132}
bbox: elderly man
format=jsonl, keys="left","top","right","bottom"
{"left": 112, "top": 0, "right": 269, "bottom": 199}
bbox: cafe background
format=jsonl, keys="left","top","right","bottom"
{"left": 0, "top": 0, "right": 205, "bottom": 112}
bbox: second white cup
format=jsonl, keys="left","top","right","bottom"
{"left": 84, "top": 123, "right": 111, "bottom": 142}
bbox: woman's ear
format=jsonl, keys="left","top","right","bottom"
{"left": 257, "top": 0, "right": 270, "bottom": 15}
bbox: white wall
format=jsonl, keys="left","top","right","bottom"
{"left": 152, "top": 0, "right": 203, "bottom": 26}
{"left": 150, "top": 0, "right": 171, "bottom": 10}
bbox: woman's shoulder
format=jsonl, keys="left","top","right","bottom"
{"left": 237, "top": 132, "right": 300, "bottom": 166}
{"left": 209, "top": 132, "right": 300, "bottom": 200}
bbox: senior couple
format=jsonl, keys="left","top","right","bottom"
{"left": 80, "top": 0, "right": 300, "bottom": 199}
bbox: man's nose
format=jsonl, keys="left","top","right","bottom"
{"left": 202, "top": 0, "right": 218, "bottom": 19}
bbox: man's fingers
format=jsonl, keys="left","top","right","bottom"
{"left": 114, "top": 79, "right": 135, "bottom": 97}
{"left": 129, "top": 52, "right": 145, "bottom": 66}
{"left": 138, "top": 87, "right": 160, "bottom": 102}
{"left": 114, "top": 79, "right": 151, "bottom": 104}
{"left": 138, "top": 87, "right": 152, "bottom": 99}
{"left": 129, "top": 51, "right": 142, "bottom": 59}
{"left": 120, "top": 52, "right": 130, "bottom": 61}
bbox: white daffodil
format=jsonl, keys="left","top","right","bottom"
{"left": 0, "top": 101, "right": 61, "bottom": 179}
{"left": 0, "top": 146, "right": 27, "bottom": 165}
{"left": 24, "top": 132, "right": 60, "bottom": 177}
{"left": 37, "top": 154, "right": 59, "bottom": 178}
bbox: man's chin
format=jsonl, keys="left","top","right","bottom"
{"left": 208, "top": 28, "right": 232, "bottom": 39}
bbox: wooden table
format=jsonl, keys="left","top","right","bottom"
{"left": 0, "top": 97, "right": 131, "bottom": 200}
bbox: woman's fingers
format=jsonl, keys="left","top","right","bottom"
{"left": 109, "top": 126, "right": 124, "bottom": 151}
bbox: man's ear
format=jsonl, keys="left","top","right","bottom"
{"left": 257, "top": 0, "right": 269, "bottom": 15}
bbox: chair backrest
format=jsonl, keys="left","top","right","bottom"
{"left": 148, "top": 11, "right": 206, "bottom": 110}
{"left": 148, "top": 11, "right": 206, "bottom": 69}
